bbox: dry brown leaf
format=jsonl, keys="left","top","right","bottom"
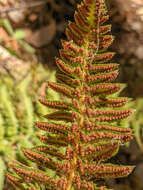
{"left": 0, "top": 27, "right": 9, "bottom": 41}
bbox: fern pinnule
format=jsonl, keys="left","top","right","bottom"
{"left": 7, "top": 0, "right": 134, "bottom": 189}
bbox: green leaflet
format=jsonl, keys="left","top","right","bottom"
{"left": 16, "top": 74, "right": 34, "bottom": 135}
{"left": 0, "top": 85, "right": 18, "bottom": 138}
{"left": 0, "top": 114, "right": 4, "bottom": 141}
{"left": 129, "top": 98, "right": 143, "bottom": 150}
{"left": 0, "top": 157, "right": 6, "bottom": 190}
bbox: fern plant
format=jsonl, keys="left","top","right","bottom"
{"left": 0, "top": 63, "right": 57, "bottom": 190}
{"left": 7, "top": 0, "right": 134, "bottom": 189}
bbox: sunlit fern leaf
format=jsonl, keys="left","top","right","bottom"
{"left": 129, "top": 98, "right": 143, "bottom": 151}
{"left": 7, "top": 0, "right": 134, "bottom": 190}
{"left": 0, "top": 65, "right": 57, "bottom": 190}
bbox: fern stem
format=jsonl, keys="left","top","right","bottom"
{"left": 66, "top": 155, "right": 76, "bottom": 190}
{"left": 66, "top": 20, "right": 96, "bottom": 187}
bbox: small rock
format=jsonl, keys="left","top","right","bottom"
{"left": 135, "top": 46, "right": 143, "bottom": 59}
{"left": 0, "top": 46, "right": 30, "bottom": 81}
{"left": 8, "top": 10, "right": 25, "bottom": 23}
{"left": 25, "top": 19, "right": 56, "bottom": 48}
{"left": 131, "top": 21, "right": 142, "bottom": 31}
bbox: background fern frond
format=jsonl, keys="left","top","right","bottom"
{"left": 0, "top": 61, "right": 57, "bottom": 189}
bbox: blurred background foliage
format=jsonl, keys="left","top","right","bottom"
{"left": 0, "top": 0, "right": 143, "bottom": 190}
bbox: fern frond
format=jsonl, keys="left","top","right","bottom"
{"left": 37, "top": 134, "right": 69, "bottom": 147}
{"left": 39, "top": 99, "right": 72, "bottom": 110}
{"left": 7, "top": 0, "right": 134, "bottom": 189}
{"left": 0, "top": 65, "right": 57, "bottom": 189}
{"left": 32, "top": 145, "right": 66, "bottom": 160}
{"left": 9, "top": 164, "right": 58, "bottom": 188}
{"left": 48, "top": 82, "right": 74, "bottom": 98}
{"left": 6, "top": 173, "right": 25, "bottom": 190}
{"left": 82, "top": 163, "right": 134, "bottom": 179}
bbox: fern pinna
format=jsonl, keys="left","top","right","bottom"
{"left": 7, "top": 0, "right": 134, "bottom": 189}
